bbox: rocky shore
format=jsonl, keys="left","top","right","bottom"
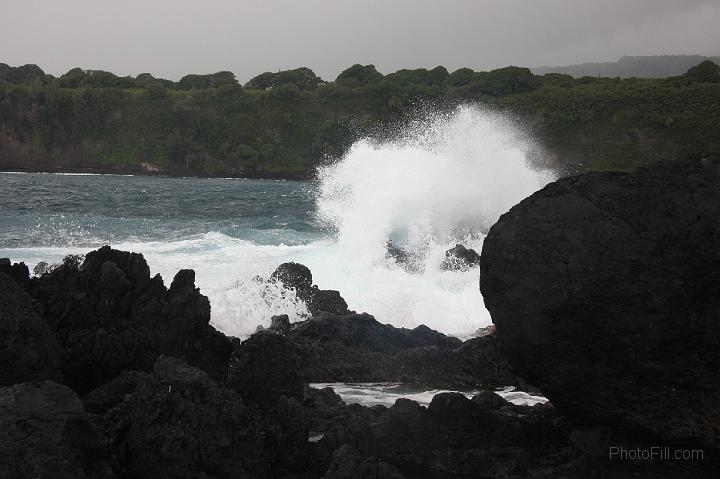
{"left": 2, "top": 156, "right": 718, "bottom": 478}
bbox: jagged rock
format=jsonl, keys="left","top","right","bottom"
{"left": 306, "top": 287, "right": 349, "bottom": 316}
{"left": 269, "top": 313, "right": 291, "bottom": 333}
{"left": 101, "top": 356, "right": 314, "bottom": 479}
{"left": 362, "top": 394, "right": 571, "bottom": 478}
{"left": 271, "top": 262, "right": 349, "bottom": 316}
{"left": 26, "top": 246, "right": 232, "bottom": 394}
{"left": 271, "top": 261, "right": 313, "bottom": 290}
{"left": 32, "top": 261, "right": 56, "bottom": 276}
{"left": 440, "top": 244, "right": 481, "bottom": 271}
{"left": 480, "top": 155, "right": 720, "bottom": 447}
{"left": 227, "top": 331, "right": 304, "bottom": 404}
{"left": 0, "top": 273, "right": 62, "bottom": 386}
{"left": 282, "top": 314, "right": 528, "bottom": 389}
{"left": 0, "top": 257, "right": 30, "bottom": 286}
{"left": 0, "top": 381, "right": 115, "bottom": 479}
{"left": 323, "top": 444, "right": 406, "bottom": 479}
{"left": 471, "top": 390, "right": 511, "bottom": 410}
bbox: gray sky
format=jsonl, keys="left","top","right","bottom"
{"left": 2, "top": 0, "right": 719, "bottom": 82}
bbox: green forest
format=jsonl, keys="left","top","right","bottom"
{"left": 1, "top": 60, "right": 719, "bottom": 178}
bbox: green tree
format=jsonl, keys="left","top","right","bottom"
{"left": 686, "top": 60, "right": 720, "bottom": 84}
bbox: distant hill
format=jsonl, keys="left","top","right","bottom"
{"left": 533, "top": 55, "right": 720, "bottom": 78}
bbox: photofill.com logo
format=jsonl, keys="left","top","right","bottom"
{"left": 609, "top": 446, "right": 704, "bottom": 462}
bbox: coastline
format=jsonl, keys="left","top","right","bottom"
{"left": 0, "top": 165, "right": 311, "bottom": 181}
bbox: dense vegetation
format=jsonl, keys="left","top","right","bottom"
{"left": 1, "top": 59, "right": 719, "bottom": 178}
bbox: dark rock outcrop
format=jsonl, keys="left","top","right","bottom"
{"left": 245, "top": 312, "right": 529, "bottom": 390}
{"left": 25, "top": 246, "right": 232, "bottom": 394}
{"left": 0, "top": 273, "right": 63, "bottom": 386}
{"left": 309, "top": 389, "right": 576, "bottom": 478}
{"left": 272, "top": 262, "right": 349, "bottom": 316}
{"left": 0, "top": 381, "right": 116, "bottom": 479}
{"left": 480, "top": 155, "right": 720, "bottom": 447}
{"left": 227, "top": 331, "right": 304, "bottom": 404}
{"left": 0, "top": 257, "right": 30, "bottom": 286}
{"left": 101, "top": 356, "right": 315, "bottom": 479}
{"left": 440, "top": 244, "right": 481, "bottom": 271}
{"left": 322, "top": 444, "right": 406, "bottom": 479}
{"left": 270, "top": 313, "right": 291, "bottom": 332}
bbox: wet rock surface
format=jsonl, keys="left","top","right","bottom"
{"left": 271, "top": 261, "right": 349, "bottom": 316}
{"left": 440, "top": 243, "right": 481, "bottom": 271}
{"left": 481, "top": 155, "right": 720, "bottom": 448}
{"left": 26, "top": 246, "right": 232, "bottom": 393}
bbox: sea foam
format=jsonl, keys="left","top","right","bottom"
{"left": 2, "top": 105, "right": 553, "bottom": 337}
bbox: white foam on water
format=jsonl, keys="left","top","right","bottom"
{"left": 309, "top": 383, "right": 548, "bottom": 407}
{"left": 309, "top": 105, "right": 554, "bottom": 335}
{"left": 2, "top": 105, "right": 554, "bottom": 338}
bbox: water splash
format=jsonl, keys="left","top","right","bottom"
{"left": 307, "top": 105, "right": 555, "bottom": 334}
{"left": 0, "top": 105, "right": 554, "bottom": 338}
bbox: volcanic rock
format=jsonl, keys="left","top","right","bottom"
{"left": 0, "top": 380, "right": 115, "bottom": 479}
{"left": 480, "top": 155, "right": 720, "bottom": 447}
{"left": 293, "top": 314, "right": 527, "bottom": 389}
{"left": 271, "top": 262, "right": 349, "bottom": 316}
{"left": 227, "top": 331, "right": 304, "bottom": 404}
{"left": 322, "top": 444, "right": 406, "bottom": 479}
{"left": 0, "top": 273, "right": 62, "bottom": 386}
{"left": 101, "top": 356, "right": 314, "bottom": 479}
{"left": 26, "top": 246, "right": 232, "bottom": 394}
{"left": 0, "top": 257, "right": 30, "bottom": 286}
{"left": 440, "top": 244, "right": 481, "bottom": 271}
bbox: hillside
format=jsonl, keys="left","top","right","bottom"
{"left": 1, "top": 59, "right": 719, "bottom": 178}
{"left": 532, "top": 55, "right": 720, "bottom": 78}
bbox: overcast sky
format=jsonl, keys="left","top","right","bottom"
{"left": 2, "top": 0, "right": 719, "bottom": 82}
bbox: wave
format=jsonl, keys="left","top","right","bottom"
{"left": 1, "top": 105, "right": 554, "bottom": 338}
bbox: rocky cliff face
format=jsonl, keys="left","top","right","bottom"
{"left": 481, "top": 155, "right": 720, "bottom": 448}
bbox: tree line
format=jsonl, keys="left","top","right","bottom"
{"left": 0, "top": 60, "right": 718, "bottom": 177}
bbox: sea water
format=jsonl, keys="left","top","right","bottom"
{"left": 0, "top": 105, "right": 554, "bottom": 338}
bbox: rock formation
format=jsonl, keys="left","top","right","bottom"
{"left": 271, "top": 262, "right": 349, "bottom": 316}
{"left": 440, "top": 244, "right": 481, "bottom": 271}
{"left": 481, "top": 155, "right": 720, "bottom": 448}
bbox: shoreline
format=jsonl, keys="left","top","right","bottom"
{"left": 0, "top": 166, "right": 311, "bottom": 181}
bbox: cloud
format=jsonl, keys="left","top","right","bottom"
{"left": 1, "top": 0, "right": 718, "bottom": 81}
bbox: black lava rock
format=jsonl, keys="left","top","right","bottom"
{"left": 271, "top": 262, "right": 349, "bottom": 316}
{"left": 285, "top": 314, "right": 528, "bottom": 390}
{"left": 101, "top": 356, "right": 314, "bottom": 479}
{"left": 0, "top": 273, "right": 63, "bottom": 386}
{"left": 0, "top": 380, "right": 116, "bottom": 479}
{"left": 480, "top": 155, "right": 720, "bottom": 448}
{"left": 440, "top": 244, "right": 481, "bottom": 271}
{"left": 227, "top": 331, "right": 304, "bottom": 404}
{"left": 26, "top": 246, "right": 232, "bottom": 394}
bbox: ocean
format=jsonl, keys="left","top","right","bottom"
{"left": 0, "top": 106, "right": 554, "bottom": 338}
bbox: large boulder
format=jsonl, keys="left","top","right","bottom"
{"left": 480, "top": 155, "right": 720, "bottom": 447}
{"left": 0, "top": 381, "right": 115, "bottom": 479}
{"left": 27, "top": 246, "right": 232, "bottom": 393}
{"left": 0, "top": 273, "right": 63, "bottom": 386}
